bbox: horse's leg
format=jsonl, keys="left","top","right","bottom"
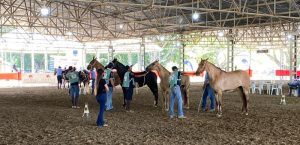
{"left": 216, "top": 91, "right": 223, "bottom": 117}
{"left": 239, "top": 86, "right": 246, "bottom": 114}
{"left": 243, "top": 87, "right": 250, "bottom": 115}
{"left": 166, "top": 89, "right": 170, "bottom": 111}
{"left": 122, "top": 87, "right": 127, "bottom": 107}
{"left": 148, "top": 84, "right": 159, "bottom": 107}
{"left": 184, "top": 86, "right": 190, "bottom": 109}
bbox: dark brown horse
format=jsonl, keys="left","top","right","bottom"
{"left": 196, "top": 59, "right": 250, "bottom": 117}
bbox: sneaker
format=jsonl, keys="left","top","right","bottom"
{"left": 103, "top": 124, "right": 108, "bottom": 127}
{"left": 76, "top": 106, "right": 80, "bottom": 109}
{"left": 210, "top": 109, "right": 215, "bottom": 112}
{"left": 169, "top": 115, "right": 174, "bottom": 119}
{"left": 178, "top": 116, "right": 187, "bottom": 119}
{"left": 72, "top": 106, "right": 76, "bottom": 108}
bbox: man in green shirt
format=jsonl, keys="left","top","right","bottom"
{"left": 66, "top": 67, "right": 80, "bottom": 108}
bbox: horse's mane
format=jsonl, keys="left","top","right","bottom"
{"left": 206, "top": 61, "right": 226, "bottom": 73}
{"left": 157, "top": 62, "right": 171, "bottom": 75}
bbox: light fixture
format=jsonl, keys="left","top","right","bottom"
{"left": 119, "top": 24, "right": 123, "bottom": 29}
{"left": 287, "top": 34, "right": 293, "bottom": 39}
{"left": 159, "top": 35, "right": 165, "bottom": 41}
{"left": 176, "top": 41, "right": 181, "bottom": 47}
{"left": 218, "top": 31, "right": 224, "bottom": 37}
{"left": 66, "top": 32, "right": 73, "bottom": 36}
{"left": 41, "top": 7, "right": 50, "bottom": 16}
{"left": 192, "top": 12, "right": 200, "bottom": 20}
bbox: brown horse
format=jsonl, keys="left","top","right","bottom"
{"left": 196, "top": 59, "right": 250, "bottom": 117}
{"left": 146, "top": 60, "right": 190, "bottom": 111}
{"left": 87, "top": 57, "right": 121, "bottom": 87}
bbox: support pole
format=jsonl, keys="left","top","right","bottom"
{"left": 45, "top": 49, "right": 48, "bottom": 71}
{"left": 21, "top": 51, "right": 24, "bottom": 73}
{"left": 139, "top": 37, "right": 145, "bottom": 71}
{"left": 108, "top": 41, "right": 114, "bottom": 62}
{"left": 31, "top": 48, "right": 35, "bottom": 73}
{"left": 227, "top": 29, "right": 234, "bottom": 71}
{"left": 82, "top": 44, "right": 86, "bottom": 69}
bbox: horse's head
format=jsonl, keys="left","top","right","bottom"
{"left": 196, "top": 58, "right": 208, "bottom": 75}
{"left": 146, "top": 60, "right": 160, "bottom": 72}
{"left": 87, "top": 56, "right": 97, "bottom": 70}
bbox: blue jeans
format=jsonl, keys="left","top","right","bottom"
{"left": 70, "top": 84, "right": 80, "bottom": 106}
{"left": 106, "top": 87, "right": 113, "bottom": 110}
{"left": 169, "top": 85, "right": 184, "bottom": 117}
{"left": 91, "top": 79, "right": 95, "bottom": 94}
{"left": 96, "top": 93, "right": 107, "bottom": 126}
{"left": 202, "top": 84, "right": 215, "bottom": 111}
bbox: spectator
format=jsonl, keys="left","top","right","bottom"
{"left": 104, "top": 62, "right": 115, "bottom": 111}
{"left": 66, "top": 67, "right": 80, "bottom": 108}
{"left": 95, "top": 68, "right": 109, "bottom": 127}
{"left": 54, "top": 66, "right": 63, "bottom": 89}
{"left": 288, "top": 76, "right": 300, "bottom": 96}
{"left": 169, "top": 66, "right": 186, "bottom": 119}
{"left": 122, "top": 65, "right": 135, "bottom": 113}
{"left": 201, "top": 72, "right": 215, "bottom": 112}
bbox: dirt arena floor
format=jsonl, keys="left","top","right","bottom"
{"left": 0, "top": 84, "right": 300, "bottom": 145}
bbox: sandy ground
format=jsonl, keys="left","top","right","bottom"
{"left": 0, "top": 84, "right": 300, "bottom": 145}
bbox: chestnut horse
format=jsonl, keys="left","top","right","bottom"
{"left": 196, "top": 59, "right": 250, "bottom": 117}
{"left": 87, "top": 57, "right": 121, "bottom": 87}
{"left": 145, "top": 60, "right": 191, "bottom": 111}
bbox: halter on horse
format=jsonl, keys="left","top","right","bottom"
{"left": 196, "top": 59, "right": 250, "bottom": 117}
{"left": 145, "top": 60, "right": 191, "bottom": 111}
{"left": 111, "top": 58, "right": 159, "bottom": 107}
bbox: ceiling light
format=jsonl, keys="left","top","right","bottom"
{"left": 218, "top": 32, "right": 224, "bottom": 37}
{"left": 192, "top": 12, "right": 200, "bottom": 20}
{"left": 176, "top": 41, "right": 181, "bottom": 47}
{"left": 287, "top": 34, "right": 293, "bottom": 39}
{"left": 119, "top": 24, "right": 123, "bottom": 29}
{"left": 66, "top": 32, "right": 73, "bottom": 36}
{"left": 41, "top": 7, "right": 50, "bottom": 16}
{"left": 159, "top": 36, "right": 165, "bottom": 41}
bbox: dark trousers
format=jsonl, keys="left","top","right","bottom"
{"left": 96, "top": 93, "right": 107, "bottom": 126}
{"left": 288, "top": 83, "right": 300, "bottom": 96}
{"left": 125, "top": 86, "right": 134, "bottom": 110}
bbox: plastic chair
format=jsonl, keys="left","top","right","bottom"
{"left": 258, "top": 82, "right": 264, "bottom": 94}
{"left": 266, "top": 83, "right": 271, "bottom": 95}
{"left": 271, "top": 84, "right": 279, "bottom": 95}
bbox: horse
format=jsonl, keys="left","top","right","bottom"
{"left": 111, "top": 58, "right": 159, "bottom": 107}
{"left": 78, "top": 69, "right": 90, "bottom": 94}
{"left": 145, "top": 60, "right": 191, "bottom": 111}
{"left": 87, "top": 57, "right": 121, "bottom": 87}
{"left": 195, "top": 58, "right": 250, "bottom": 117}
{"left": 62, "top": 68, "right": 71, "bottom": 89}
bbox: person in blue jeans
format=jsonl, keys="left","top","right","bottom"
{"left": 90, "top": 68, "right": 96, "bottom": 95}
{"left": 201, "top": 72, "right": 215, "bottom": 112}
{"left": 66, "top": 67, "right": 80, "bottom": 108}
{"left": 95, "top": 68, "right": 109, "bottom": 127}
{"left": 54, "top": 66, "right": 63, "bottom": 89}
{"left": 122, "top": 65, "right": 135, "bottom": 113}
{"left": 104, "top": 62, "right": 115, "bottom": 111}
{"left": 169, "top": 66, "right": 186, "bottom": 119}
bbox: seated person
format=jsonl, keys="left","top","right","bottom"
{"left": 288, "top": 76, "right": 300, "bottom": 96}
